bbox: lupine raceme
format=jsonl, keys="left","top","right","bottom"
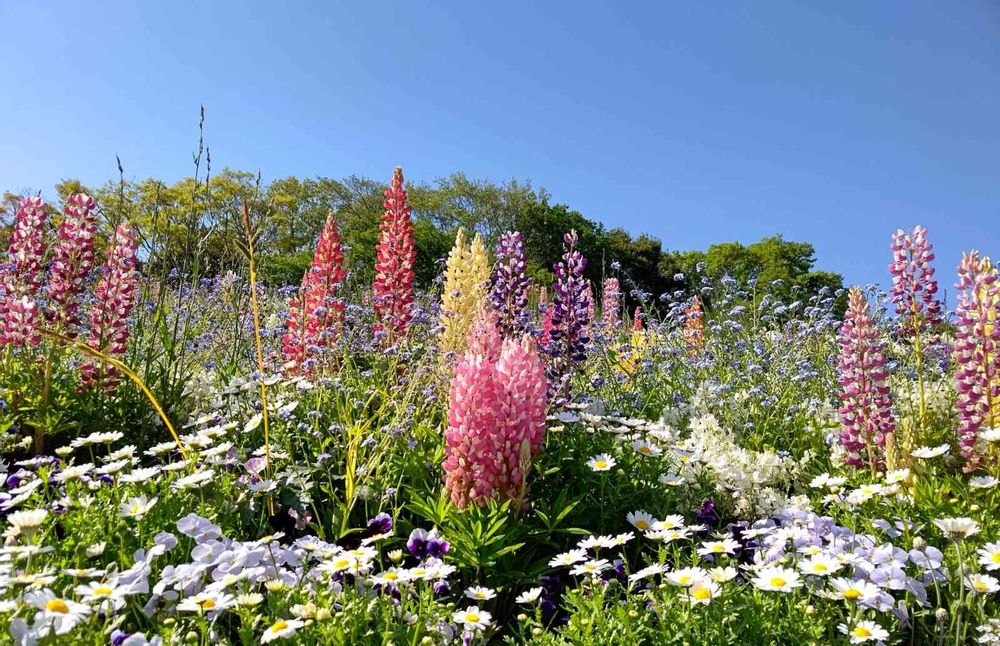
{"left": 439, "top": 228, "right": 490, "bottom": 362}
{"left": 443, "top": 310, "right": 547, "bottom": 508}
{"left": 684, "top": 296, "right": 706, "bottom": 355}
{"left": 953, "top": 251, "right": 1000, "bottom": 471}
{"left": 490, "top": 231, "right": 530, "bottom": 336}
{"left": 81, "top": 223, "right": 139, "bottom": 392}
{"left": 0, "top": 196, "right": 49, "bottom": 347}
{"left": 545, "top": 231, "right": 591, "bottom": 399}
{"left": 46, "top": 194, "right": 97, "bottom": 333}
{"left": 373, "top": 166, "right": 416, "bottom": 344}
{"left": 836, "top": 287, "right": 896, "bottom": 472}
{"left": 601, "top": 277, "right": 621, "bottom": 331}
{"left": 282, "top": 213, "right": 346, "bottom": 374}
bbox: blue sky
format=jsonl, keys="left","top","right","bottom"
{"left": 1, "top": 1, "right": 998, "bottom": 291}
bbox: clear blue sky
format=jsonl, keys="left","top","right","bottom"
{"left": 2, "top": 1, "right": 998, "bottom": 292}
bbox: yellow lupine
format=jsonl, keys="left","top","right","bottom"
{"left": 439, "top": 228, "right": 491, "bottom": 362}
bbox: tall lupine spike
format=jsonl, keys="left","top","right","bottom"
{"left": 953, "top": 251, "right": 1000, "bottom": 471}
{"left": 0, "top": 196, "right": 49, "bottom": 347}
{"left": 46, "top": 194, "right": 97, "bottom": 333}
{"left": 81, "top": 223, "right": 139, "bottom": 392}
{"left": 439, "top": 228, "right": 490, "bottom": 362}
{"left": 544, "top": 231, "right": 591, "bottom": 400}
{"left": 373, "top": 166, "right": 416, "bottom": 344}
{"left": 684, "top": 296, "right": 706, "bottom": 355}
{"left": 443, "top": 308, "right": 547, "bottom": 508}
{"left": 601, "top": 277, "right": 621, "bottom": 330}
{"left": 281, "top": 214, "right": 346, "bottom": 375}
{"left": 490, "top": 231, "right": 530, "bottom": 335}
{"left": 632, "top": 306, "right": 643, "bottom": 331}
{"left": 836, "top": 287, "right": 896, "bottom": 472}
{"left": 889, "top": 225, "right": 942, "bottom": 336}
{"left": 583, "top": 280, "right": 596, "bottom": 334}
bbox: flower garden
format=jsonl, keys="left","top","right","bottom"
{"left": 1, "top": 167, "right": 998, "bottom": 645}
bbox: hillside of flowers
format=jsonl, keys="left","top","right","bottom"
{"left": 1, "top": 167, "right": 998, "bottom": 645}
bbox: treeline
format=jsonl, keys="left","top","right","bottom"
{"left": 1, "top": 169, "right": 844, "bottom": 309}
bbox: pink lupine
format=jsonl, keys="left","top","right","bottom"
{"left": 282, "top": 214, "right": 346, "bottom": 374}
{"left": 81, "top": 223, "right": 139, "bottom": 392}
{"left": 373, "top": 167, "right": 416, "bottom": 344}
{"left": 0, "top": 196, "right": 49, "bottom": 346}
{"left": 466, "top": 307, "right": 503, "bottom": 361}
{"left": 632, "top": 306, "right": 643, "bottom": 331}
{"left": 443, "top": 312, "right": 548, "bottom": 508}
{"left": 46, "top": 194, "right": 97, "bottom": 332}
{"left": 889, "top": 225, "right": 942, "bottom": 336}
{"left": 952, "top": 251, "right": 1000, "bottom": 470}
{"left": 602, "top": 277, "right": 621, "bottom": 330}
{"left": 836, "top": 287, "right": 896, "bottom": 471}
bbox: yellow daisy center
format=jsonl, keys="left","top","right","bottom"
{"left": 594, "top": 461, "right": 607, "bottom": 469}
{"left": 45, "top": 599, "right": 69, "bottom": 614}
{"left": 383, "top": 572, "right": 398, "bottom": 581}
{"left": 693, "top": 587, "right": 712, "bottom": 600}
{"left": 464, "top": 612, "right": 480, "bottom": 623}
{"left": 200, "top": 598, "right": 216, "bottom": 610}
{"left": 634, "top": 520, "right": 650, "bottom": 530}
{"left": 813, "top": 564, "right": 828, "bottom": 572}
{"left": 853, "top": 627, "right": 872, "bottom": 638}
{"left": 270, "top": 620, "right": 288, "bottom": 633}
{"left": 992, "top": 553, "right": 1000, "bottom": 564}
{"left": 974, "top": 581, "right": 988, "bottom": 591}
{"left": 677, "top": 575, "right": 691, "bottom": 584}
{"left": 93, "top": 585, "right": 113, "bottom": 596}
{"left": 842, "top": 588, "right": 862, "bottom": 599}
{"left": 769, "top": 577, "right": 787, "bottom": 588}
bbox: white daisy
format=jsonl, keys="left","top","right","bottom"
{"left": 452, "top": 606, "right": 491, "bottom": 632}
{"left": 587, "top": 454, "right": 616, "bottom": 472}
{"left": 515, "top": 587, "right": 544, "bottom": 604}
{"left": 465, "top": 585, "right": 496, "bottom": 601}
{"left": 751, "top": 566, "right": 801, "bottom": 592}
{"left": 261, "top": 618, "right": 305, "bottom": 643}
{"left": 626, "top": 510, "right": 656, "bottom": 531}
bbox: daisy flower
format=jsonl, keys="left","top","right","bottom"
{"left": 587, "top": 454, "right": 616, "bottom": 472}
{"left": 933, "top": 517, "right": 980, "bottom": 540}
{"left": 261, "top": 618, "right": 305, "bottom": 643}
{"left": 970, "top": 476, "right": 999, "bottom": 490}
{"left": 371, "top": 568, "right": 411, "bottom": 587}
{"left": 658, "top": 472, "right": 686, "bottom": 486}
{"left": 578, "top": 534, "right": 618, "bottom": 550}
{"left": 666, "top": 567, "right": 709, "bottom": 587}
{"left": 709, "top": 566, "right": 738, "bottom": 583}
{"left": 570, "top": 559, "right": 610, "bottom": 577}
{"left": 751, "top": 566, "right": 801, "bottom": 592}
{"left": 798, "top": 554, "right": 842, "bottom": 576}
{"left": 828, "top": 577, "right": 880, "bottom": 602}
{"left": 965, "top": 574, "right": 1000, "bottom": 594}
{"left": 681, "top": 579, "right": 721, "bottom": 605}
{"left": 516, "top": 587, "right": 544, "bottom": 604}
{"left": 631, "top": 439, "right": 662, "bottom": 457}
{"left": 177, "top": 591, "right": 236, "bottom": 615}
{"left": 6, "top": 509, "right": 47, "bottom": 538}
{"left": 911, "top": 444, "right": 949, "bottom": 459}
{"left": 697, "top": 538, "right": 741, "bottom": 557}
{"left": 119, "top": 496, "right": 157, "bottom": 521}
{"left": 884, "top": 468, "right": 910, "bottom": 484}
{"left": 653, "top": 515, "right": 686, "bottom": 531}
{"left": 465, "top": 585, "right": 496, "bottom": 601}
{"left": 839, "top": 620, "right": 890, "bottom": 643}
{"left": 452, "top": 606, "right": 491, "bottom": 632}
{"left": 549, "top": 549, "right": 588, "bottom": 567}
{"left": 628, "top": 563, "right": 668, "bottom": 582}
{"left": 626, "top": 510, "right": 656, "bottom": 531}
{"left": 24, "top": 589, "right": 92, "bottom": 636}
{"left": 977, "top": 542, "right": 1000, "bottom": 571}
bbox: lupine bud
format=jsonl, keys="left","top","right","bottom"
{"left": 46, "top": 194, "right": 97, "bottom": 333}
{"left": 443, "top": 311, "right": 547, "bottom": 508}
{"left": 82, "top": 223, "right": 139, "bottom": 392}
{"left": 439, "top": 228, "right": 490, "bottom": 361}
{"left": 684, "top": 296, "right": 706, "bottom": 355}
{"left": 889, "top": 225, "right": 942, "bottom": 336}
{"left": 953, "top": 251, "right": 1000, "bottom": 470}
{"left": 0, "top": 197, "right": 49, "bottom": 347}
{"left": 373, "top": 167, "right": 416, "bottom": 344}
{"left": 545, "top": 231, "right": 591, "bottom": 399}
{"left": 836, "top": 287, "right": 896, "bottom": 470}
{"left": 490, "top": 231, "right": 530, "bottom": 335}
{"left": 282, "top": 214, "right": 346, "bottom": 374}
{"left": 601, "top": 277, "right": 621, "bottom": 330}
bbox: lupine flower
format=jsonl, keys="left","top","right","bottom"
{"left": 282, "top": 214, "right": 346, "bottom": 374}
{"left": 601, "top": 277, "right": 621, "bottom": 330}
{"left": 0, "top": 196, "right": 49, "bottom": 347}
{"left": 443, "top": 311, "right": 547, "bottom": 508}
{"left": 889, "top": 226, "right": 942, "bottom": 336}
{"left": 45, "top": 194, "right": 97, "bottom": 333}
{"left": 439, "top": 228, "right": 490, "bottom": 361}
{"left": 953, "top": 251, "right": 1000, "bottom": 470}
{"left": 490, "top": 231, "right": 530, "bottom": 335}
{"left": 545, "top": 231, "right": 591, "bottom": 399}
{"left": 373, "top": 166, "right": 416, "bottom": 343}
{"left": 82, "top": 223, "right": 139, "bottom": 392}
{"left": 684, "top": 296, "right": 706, "bottom": 355}
{"left": 632, "top": 306, "right": 643, "bottom": 331}
{"left": 836, "top": 287, "right": 896, "bottom": 471}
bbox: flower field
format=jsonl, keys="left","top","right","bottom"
{"left": 1, "top": 169, "right": 999, "bottom": 645}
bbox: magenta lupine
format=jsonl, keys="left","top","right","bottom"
{"left": 282, "top": 214, "right": 346, "bottom": 374}
{"left": 952, "top": 252, "right": 1000, "bottom": 470}
{"left": 490, "top": 231, "right": 530, "bottom": 335}
{"left": 443, "top": 312, "right": 548, "bottom": 508}
{"left": 601, "top": 277, "right": 621, "bottom": 330}
{"left": 0, "top": 196, "right": 49, "bottom": 347}
{"left": 373, "top": 167, "right": 416, "bottom": 344}
{"left": 81, "top": 223, "right": 139, "bottom": 392}
{"left": 889, "top": 225, "right": 942, "bottom": 336}
{"left": 836, "top": 287, "right": 896, "bottom": 471}
{"left": 46, "top": 194, "right": 97, "bottom": 333}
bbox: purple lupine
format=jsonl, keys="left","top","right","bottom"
{"left": 0, "top": 196, "right": 49, "bottom": 347}
{"left": 836, "top": 287, "right": 896, "bottom": 471}
{"left": 490, "top": 231, "right": 530, "bottom": 335}
{"left": 952, "top": 251, "right": 1000, "bottom": 470}
{"left": 46, "top": 194, "right": 97, "bottom": 333}
{"left": 82, "top": 223, "right": 139, "bottom": 392}
{"left": 545, "top": 231, "right": 591, "bottom": 399}
{"left": 601, "top": 277, "right": 621, "bottom": 330}
{"left": 889, "top": 226, "right": 942, "bottom": 336}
